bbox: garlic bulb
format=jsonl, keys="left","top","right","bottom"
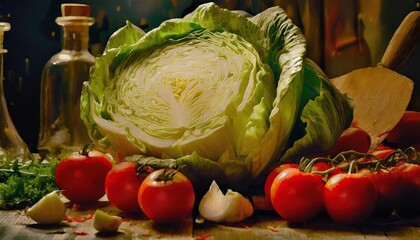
{"left": 25, "top": 191, "right": 66, "bottom": 225}
{"left": 93, "top": 210, "right": 122, "bottom": 232}
{"left": 198, "top": 180, "right": 253, "bottom": 223}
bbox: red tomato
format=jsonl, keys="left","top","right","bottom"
{"left": 270, "top": 168, "right": 324, "bottom": 223}
{"left": 264, "top": 163, "right": 298, "bottom": 202}
{"left": 324, "top": 173, "right": 377, "bottom": 224}
{"left": 311, "top": 162, "right": 342, "bottom": 177}
{"left": 367, "top": 169, "right": 406, "bottom": 217}
{"left": 357, "top": 145, "right": 396, "bottom": 164}
{"left": 387, "top": 111, "right": 420, "bottom": 150}
{"left": 372, "top": 145, "right": 395, "bottom": 159}
{"left": 311, "top": 162, "right": 330, "bottom": 172}
{"left": 55, "top": 149, "right": 112, "bottom": 204}
{"left": 394, "top": 163, "right": 420, "bottom": 217}
{"left": 329, "top": 127, "right": 371, "bottom": 157}
{"left": 138, "top": 169, "right": 195, "bottom": 223}
{"left": 105, "top": 161, "right": 153, "bottom": 213}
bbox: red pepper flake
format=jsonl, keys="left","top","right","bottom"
{"left": 196, "top": 233, "right": 212, "bottom": 240}
{"left": 243, "top": 224, "right": 250, "bottom": 229}
{"left": 64, "top": 213, "right": 94, "bottom": 223}
{"left": 74, "top": 231, "right": 88, "bottom": 236}
{"left": 122, "top": 218, "right": 132, "bottom": 222}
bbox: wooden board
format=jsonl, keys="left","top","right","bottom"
{"left": 0, "top": 201, "right": 192, "bottom": 239}
{"left": 331, "top": 67, "right": 413, "bottom": 151}
{"left": 330, "top": 11, "right": 419, "bottom": 151}
{"left": 195, "top": 211, "right": 420, "bottom": 240}
{"left": 1, "top": 201, "right": 419, "bottom": 239}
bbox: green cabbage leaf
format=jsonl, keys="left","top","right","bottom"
{"left": 81, "top": 3, "right": 352, "bottom": 192}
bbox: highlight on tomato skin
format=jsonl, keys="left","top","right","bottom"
{"left": 270, "top": 168, "right": 324, "bottom": 223}
{"left": 323, "top": 173, "right": 377, "bottom": 225}
{"left": 137, "top": 169, "right": 195, "bottom": 224}
{"left": 368, "top": 144, "right": 396, "bottom": 161}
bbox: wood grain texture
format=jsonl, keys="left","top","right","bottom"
{"left": 1, "top": 203, "right": 419, "bottom": 240}
{"left": 331, "top": 67, "right": 413, "bottom": 151}
{"left": 0, "top": 201, "right": 193, "bottom": 240}
{"left": 380, "top": 11, "right": 420, "bottom": 71}
{"left": 194, "top": 211, "right": 420, "bottom": 240}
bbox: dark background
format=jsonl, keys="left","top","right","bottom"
{"left": 0, "top": 0, "right": 419, "bottom": 152}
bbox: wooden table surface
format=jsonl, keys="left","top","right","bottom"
{"left": 0, "top": 200, "right": 419, "bottom": 240}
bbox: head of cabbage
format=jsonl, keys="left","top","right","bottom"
{"left": 81, "top": 3, "right": 352, "bottom": 194}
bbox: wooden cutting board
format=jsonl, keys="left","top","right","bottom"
{"left": 0, "top": 203, "right": 419, "bottom": 239}
{"left": 331, "top": 68, "right": 413, "bottom": 151}
{"left": 331, "top": 11, "right": 419, "bottom": 151}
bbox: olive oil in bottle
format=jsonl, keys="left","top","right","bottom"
{"left": 38, "top": 4, "right": 95, "bottom": 157}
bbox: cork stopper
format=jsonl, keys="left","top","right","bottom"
{"left": 56, "top": 3, "right": 94, "bottom": 27}
{"left": 61, "top": 4, "right": 91, "bottom": 17}
{"left": 0, "top": 22, "right": 11, "bottom": 52}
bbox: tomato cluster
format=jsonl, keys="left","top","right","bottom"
{"left": 266, "top": 147, "right": 420, "bottom": 224}
{"left": 328, "top": 111, "right": 420, "bottom": 157}
{"left": 266, "top": 111, "right": 420, "bottom": 224}
{"left": 105, "top": 163, "right": 195, "bottom": 223}
{"left": 55, "top": 146, "right": 195, "bottom": 224}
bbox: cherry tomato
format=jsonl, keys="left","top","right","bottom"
{"left": 105, "top": 161, "right": 153, "bottom": 213}
{"left": 55, "top": 148, "right": 112, "bottom": 204}
{"left": 324, "top": 173, "right": 377, "bottom": 224}
{"left": 270, "top": 168, "right": 324, "bottom": 223}
{"left": 264, "top": 163, "right": 298, "bottom": 202}
{"left": 371, "top": 145, "right": 395, "bottom": 159}
{"left": 329, "top": 126, "right": 371, "bottom": 157}
{"left": 394, "top": 163, "right": 420, "bottom": 218}
{"left": 357, "top": 145, "right": 396, "bottom": 164}
{"left": 138, "top": 169, "right": 195, "bottom": 223}
{"left": 366, "top": 169, "right": 406, "bottom": 217}
{"left": 386, "top": 111, "right": 420, "bottom": 150}
{"left": 311, "top": 162, "right": 342, "bottom": 177}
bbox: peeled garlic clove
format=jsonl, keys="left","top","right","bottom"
{"left": 198, "top": 180, "right": 253, "bottom": 223}
{"left": 25, "top": 191, "right": 66, "bottom": 225}
{"left": 93, "top": 210, "right": 122, "bottom": 232}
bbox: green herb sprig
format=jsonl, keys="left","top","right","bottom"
{"left": 0, "top": 153, "right": 59, "bottom": 209}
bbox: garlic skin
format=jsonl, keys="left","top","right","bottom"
{"left": 198, "top": 180, "right": 253, "bottom": 223}
{"left": 25, "top": 191, "right": 66, "bottom": 225}
{"left": 93, "top": 210, "right": 122, "bottom": 232}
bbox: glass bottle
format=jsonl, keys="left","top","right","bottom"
{"left": 0, "top": 22, "right": 30, "bottom": 158}
{"left": 38, "top": 4, "right": 95, "bottom": 157}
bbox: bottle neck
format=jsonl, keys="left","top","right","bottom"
{"left": 56, "top": 16, "right": 94, "bottom": 52}
{"left": 0, "top": 53, "right": 4, "bottom": 91}
{"left": 61, "top": 25, "right": 90, "bottom": 51}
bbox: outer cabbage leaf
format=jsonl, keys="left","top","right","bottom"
{"left": 246, "top": 6, "right": 307, "bottom": 176}
{"left": 126, "top": 152, "right": 252, "bottom": 197}
{"left": 280, "top": 59, "right": 353, "bottom": 163}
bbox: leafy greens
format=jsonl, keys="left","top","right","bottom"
{"left": 0, "top": 154, "right": 58, "bottom": 209}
